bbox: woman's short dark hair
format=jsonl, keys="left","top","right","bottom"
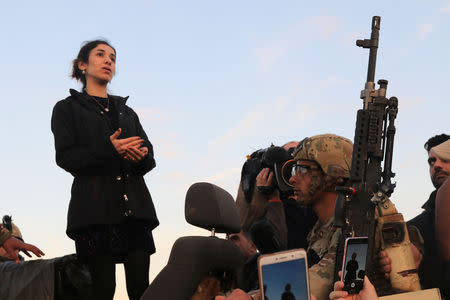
{"left": 71, "top": 39, "right": 116, "bottom": 88}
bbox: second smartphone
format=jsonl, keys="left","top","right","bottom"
{"left": 340, "top": 237, "right": 369, "bottom": 294}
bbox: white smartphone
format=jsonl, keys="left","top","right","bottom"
{"left": 340, "top": 237, "right": 368, "bottom": 294}
{"left": 258, "top": 249, "right": 310, "bottom": 300}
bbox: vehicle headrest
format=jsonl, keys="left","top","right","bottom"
{"left": 142, "top": 236, "right": 244, "bottom": 299}
{"left": 185, "top": 182, "right": 241, "bottom": 234}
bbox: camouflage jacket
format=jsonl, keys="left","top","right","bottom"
{"left": 307, "top": 215, "right": 340, "bottom": 300}
{"left": 0, "top": 225, "right": 12, "bottom": 246}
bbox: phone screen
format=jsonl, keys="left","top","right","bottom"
{"left": 261, "top": 257, "right": 308, "bottom": 300}
{"left": 342, "top": 237, "right": 368, "bottom": 293}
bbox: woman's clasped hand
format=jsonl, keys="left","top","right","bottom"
{"left": 109, "top": 128, "right": 148, "bottom": 162}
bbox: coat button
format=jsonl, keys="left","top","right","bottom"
{"left": 116, "top": 176, "right": 121, "bottom": 181}
{"left": 100, "top": 111, "right": 104, "bottom": 115}
{"left": 124, "top": 194, "right": 128, "bottom": 201}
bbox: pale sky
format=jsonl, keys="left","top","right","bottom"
{"left": 1, "top": 1, "right": 449, "bottom": 299}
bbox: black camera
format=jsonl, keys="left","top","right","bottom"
{"left": 240, "top": 145, "right": 293, "bottom": 203}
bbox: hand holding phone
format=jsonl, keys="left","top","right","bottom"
{"left": 330, "top": 272, "right": 378, "bottom": 300}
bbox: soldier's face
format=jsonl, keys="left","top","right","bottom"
{"left": 289, "top": 160, "right": 324, "bottom": 205}
{"left": 428, "top": 151, "right": 450, "bottom": 189}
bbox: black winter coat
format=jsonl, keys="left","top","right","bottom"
{"left": 51, "top": 89, "right": 159, "bottom": 238}
{"left": 407, "top": 190, "right": 450, "bottom": 298}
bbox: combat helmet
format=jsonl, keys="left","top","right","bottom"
{"left": 292, "top": 134, "right": 353, "bottom": 179}
{"left": 0, "top": 215, "right": 24, "bottom": 261}
{"left": 2, "top": 215, "right": 23, "bottom": 241}
{"left": 279, "top": 134, "right": 353, "bottom": 189}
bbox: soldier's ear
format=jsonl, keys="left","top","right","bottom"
{"left": 323, "top": 175, "right": 344, "bottom": 192}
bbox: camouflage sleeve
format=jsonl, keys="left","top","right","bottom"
{"left": 0, "top": 225, "right": 12, "bottom": 246}
{"left": 308, "top": 229, "right": 340, "bottom": 300}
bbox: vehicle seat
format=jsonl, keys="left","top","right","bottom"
{"left": 141, "top": 182, "right": 244, "bottom": 300}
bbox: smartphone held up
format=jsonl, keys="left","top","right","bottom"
{"left": 340, "top": 237, "right": 369, "bottom": 294}
{"left": 258, "top": 249, "right": 310, "bottom": 300}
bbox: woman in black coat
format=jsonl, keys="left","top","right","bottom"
{"left": 51, "top": 40, "right": 158, "bottom": 300}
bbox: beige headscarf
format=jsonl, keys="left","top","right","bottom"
{"left": 431, "top": 139, "right": 450, "bottom": 161}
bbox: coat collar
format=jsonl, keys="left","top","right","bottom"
{"left": 69, "top": 89, "right": 129, "bottom": 106}
{"left": 422, "top": 189, "right": 437, "bottom": 211}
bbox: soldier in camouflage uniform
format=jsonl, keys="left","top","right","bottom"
{"left": 306, "top": 215, "right": 341, "bottom": 300}
{"left": 286, "top": 134, "right": 353, "bottom": 300}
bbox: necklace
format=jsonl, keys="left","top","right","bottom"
{"left": 86, "top": 93, "right": 110, "bottom": 112}
{"left": 100, "top": 98, "right": 110, "bottom": 112}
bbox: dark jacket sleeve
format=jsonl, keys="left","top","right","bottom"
{"left": 264, "top": 200, "right": 288, "bottom": 248}
{"left": 51, "top": 100, "right": 118, "bottom": 174}
{"left": 127, "top": 109, "right": 156, "bottom": 176}
{"left": 418, "top": 255, "right": 450, "bottom": 297}
{"left": 236, "top": 182, "right": 288, "bottom": 252}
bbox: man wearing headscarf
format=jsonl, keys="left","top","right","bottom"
{"left": 379, "top": 134, "right": 450, "bottom": 298}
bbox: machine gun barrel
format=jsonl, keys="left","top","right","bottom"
{"left": 334, "top": 16, "right": 421, "bottom": 295}
{"left": 357, "top": 16, "right": 380, "bottom": 109}
{"left": 356, "top": 16, "right": 380, "bottom": 82}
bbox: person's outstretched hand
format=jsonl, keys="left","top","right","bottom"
{"left": 3, "top": 237, "right": 45, "bottom": 263}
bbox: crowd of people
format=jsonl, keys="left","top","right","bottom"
{"left": 0, "top": 37, "right": 448, "bottom": 300}
{"left": 225, "top": 133, "right": 450, "bottom": 300}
